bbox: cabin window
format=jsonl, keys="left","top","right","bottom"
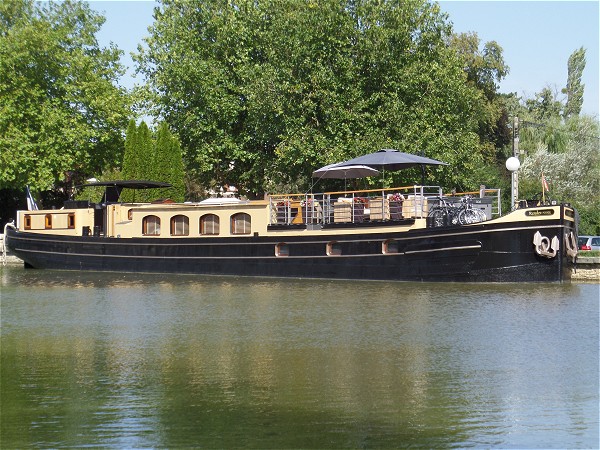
{"left": 382, "top": 239, "right": 399, "bottom": 254}
{"left": 231, "top": 213, "right": 251, "bottom": 235}
{"left": 45, "top": 214, "right": 53, "bottom": 229}
{"left": 142, "top": 215, "right": 161, "bottom": 236}
{"left": 327, "top": 241, "right": 342, "bottom": 256}
{"left": 275, "top": 243, "right": 289, "bottom": 257}
{"left": 170, "top": 215, "right": 189, "bottom": 236}
{"left": 128, "top": 209, "right": 133, "bottom": 220}
{"left": 24, "top": 214, "right": 32, "bottom": 230}
{"left": 200, "top": 214, "right": 220, "bottom": 235}
{"left": 67, "top": 213, "right": 76, "bottom": 229}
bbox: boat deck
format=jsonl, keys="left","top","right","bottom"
{"left": 268, "top": 185, "right": 501, "bottom": 228}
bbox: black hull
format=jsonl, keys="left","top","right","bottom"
{"left": 5, "top": 216, "right": 575, "bottom": 282}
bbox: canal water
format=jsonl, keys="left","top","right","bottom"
{"left": 1, "top": 266, "right": 598, "bottom": 449}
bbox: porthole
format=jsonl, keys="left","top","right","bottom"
{"left": 326, "top": 241, "right": 342, "bottom": 256}
{"left": 382, "top": 239, "right": 399, "bottom": 254}
{"left": 275, "top": 243, "right": 289, "bottom": 257}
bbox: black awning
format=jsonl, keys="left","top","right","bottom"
{"left": 77, "top": 180, "right": 172, "bottom": 203}
{"left": 78, "top": 180, "right": 172, "bottom": 189}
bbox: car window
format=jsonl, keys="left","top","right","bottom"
{"left": 591, "top": 238, "right": 600, "bottom": 246}
{"left": 578, "top": 237, "right": 589, "bottom": 246}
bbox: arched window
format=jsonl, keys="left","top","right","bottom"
{"left": 142, "top": 215, "right": 161, "bottom": 236}
{"left": 231, "top": 213, "right": 251, "bottom": 235}
{"left": 200, "top": 214, "right": 220, "bottom": 235}
{"left": 170, "top": 215, "right": 189, "bottom": 236}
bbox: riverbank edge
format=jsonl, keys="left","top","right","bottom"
{"left": 2, "top": 234, "right": 599, "bottom": 282}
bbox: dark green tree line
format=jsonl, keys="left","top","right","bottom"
{"left": 120, "top": 120, "right": 185, "bottom": 202}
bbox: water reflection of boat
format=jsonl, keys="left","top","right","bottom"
{"left": 4, "top": 176, "right": 578, "bottom": 282}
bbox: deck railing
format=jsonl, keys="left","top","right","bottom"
{"left": 268, "top": 185, "right": 502, "bottom": 227}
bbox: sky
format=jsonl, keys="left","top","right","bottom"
{"left": 91, "top": 0, "right": 600, "bottom": 117}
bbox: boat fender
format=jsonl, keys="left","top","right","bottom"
{"left": 533, "top": 231, "right": 559, "bottom": 258}
{"left": 2, "top": 220, "right": 16, "bottom": 266}
{"left": 564, "top": 231, "right": 578, "bottom": 262}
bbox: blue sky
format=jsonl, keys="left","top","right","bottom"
{"left": 92, "top": 0, "right": 599, "bottom": 117}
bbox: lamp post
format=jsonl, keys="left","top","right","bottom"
{"left": 506, "top": 156, "right": 520, "bottom": 210}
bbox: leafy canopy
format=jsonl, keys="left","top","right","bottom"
{"left": 0, "top": 0, "right": 131, "bottom": 191}
{"left": 136, "top": 0, "right": 494, "bottom": 196}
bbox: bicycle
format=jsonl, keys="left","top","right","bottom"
{"left": 457, "top": 196, "right": 487, "bottom": 224}
{"left": 428, "top": 197, "right": 460, "bottom": 227}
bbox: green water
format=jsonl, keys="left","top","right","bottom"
{"left": 1, "top": 267, "right": 598, "bottom": 448}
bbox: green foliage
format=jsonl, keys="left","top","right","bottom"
{"left": 0, "top": 0, "right": 131, "bottom": 191}
{"left": 120, "top": 120, "right": 185, "bottom": 202}
{"left": 75, "top": 167, "right": 123, "bottom": 203}
{"left": 448, "top": 32, "right": 511, "bottom": 165}
{"left": 448, "top": 32, "right": 509, "bottom": 101}
{"left": 519, "top": 116, "right": 600, "bottom": 235}
{"left": 563, "top": 47, "right": 586, "bottom": 118}
{"left": 152, "top": 122, "right": 185, "bottom": 202}
{"left": 122, "top": 119, "right": 140, "bottom": 181}
{"left": 136, "top": 0, "right": 496, "bottom": 196}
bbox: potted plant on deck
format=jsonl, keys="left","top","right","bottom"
{"left": 389, "top": 193, "right": 404, "bottom": 220}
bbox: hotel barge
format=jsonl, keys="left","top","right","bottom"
{"left": 4, "top": 181, "right": 578, "bottom": 282}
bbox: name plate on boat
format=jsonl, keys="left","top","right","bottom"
{"left": 525, "top": 209, "right": 555, "bottom": 217}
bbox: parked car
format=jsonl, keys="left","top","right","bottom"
{"left": 578, "top": 235, "right": 600, "bottom": 251}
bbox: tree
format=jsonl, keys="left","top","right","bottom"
{"left": 122, "top": 120, "right": 140, "bottom": 180}
{"left": 448, "top": 32, "right": 511, "bottom": 164}
{"left": 519, "top": 116, "right": 599, "bottom": 234}
{"left": 121, "top": 121, "right": 156, "bottom": 202}
{"left": 136, "top": 0, "right": 490, "bottom": 196}
{"left": 525, "top": 87, "right": 563, "bottom": 122}
{"left": 448, "top": 32, "right": 508, "bottom": 101}
{"left": 120, "top": 120, "right": 185, "bottom": 202}
{"left": 0, "top": 0, "right": 130, "bottom": 192}
{"left": 563, "top": 47, "right": 586, "bottom": 118}
{"left": 152, "top": 122, "right": 185, "bottom": 202}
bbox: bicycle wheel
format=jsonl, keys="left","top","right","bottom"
{"left": 473, "top": 208, "right": 487, "bottom": 222}
{"left": 458, "top": 209, "right": 480, "bottom": 224}
{"left": 447, "top": 207, "right": 460, "bottom": 225}
{"left": 428, "top": 207, "right": 446, "bottom": 227}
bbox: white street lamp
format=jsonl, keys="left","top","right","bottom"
{"left": 506, "top": 157, "right": 520, "bottom": 210}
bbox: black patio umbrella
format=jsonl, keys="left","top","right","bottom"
{"left": 336, "top": 149, "right": 447, "bottom": 184}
